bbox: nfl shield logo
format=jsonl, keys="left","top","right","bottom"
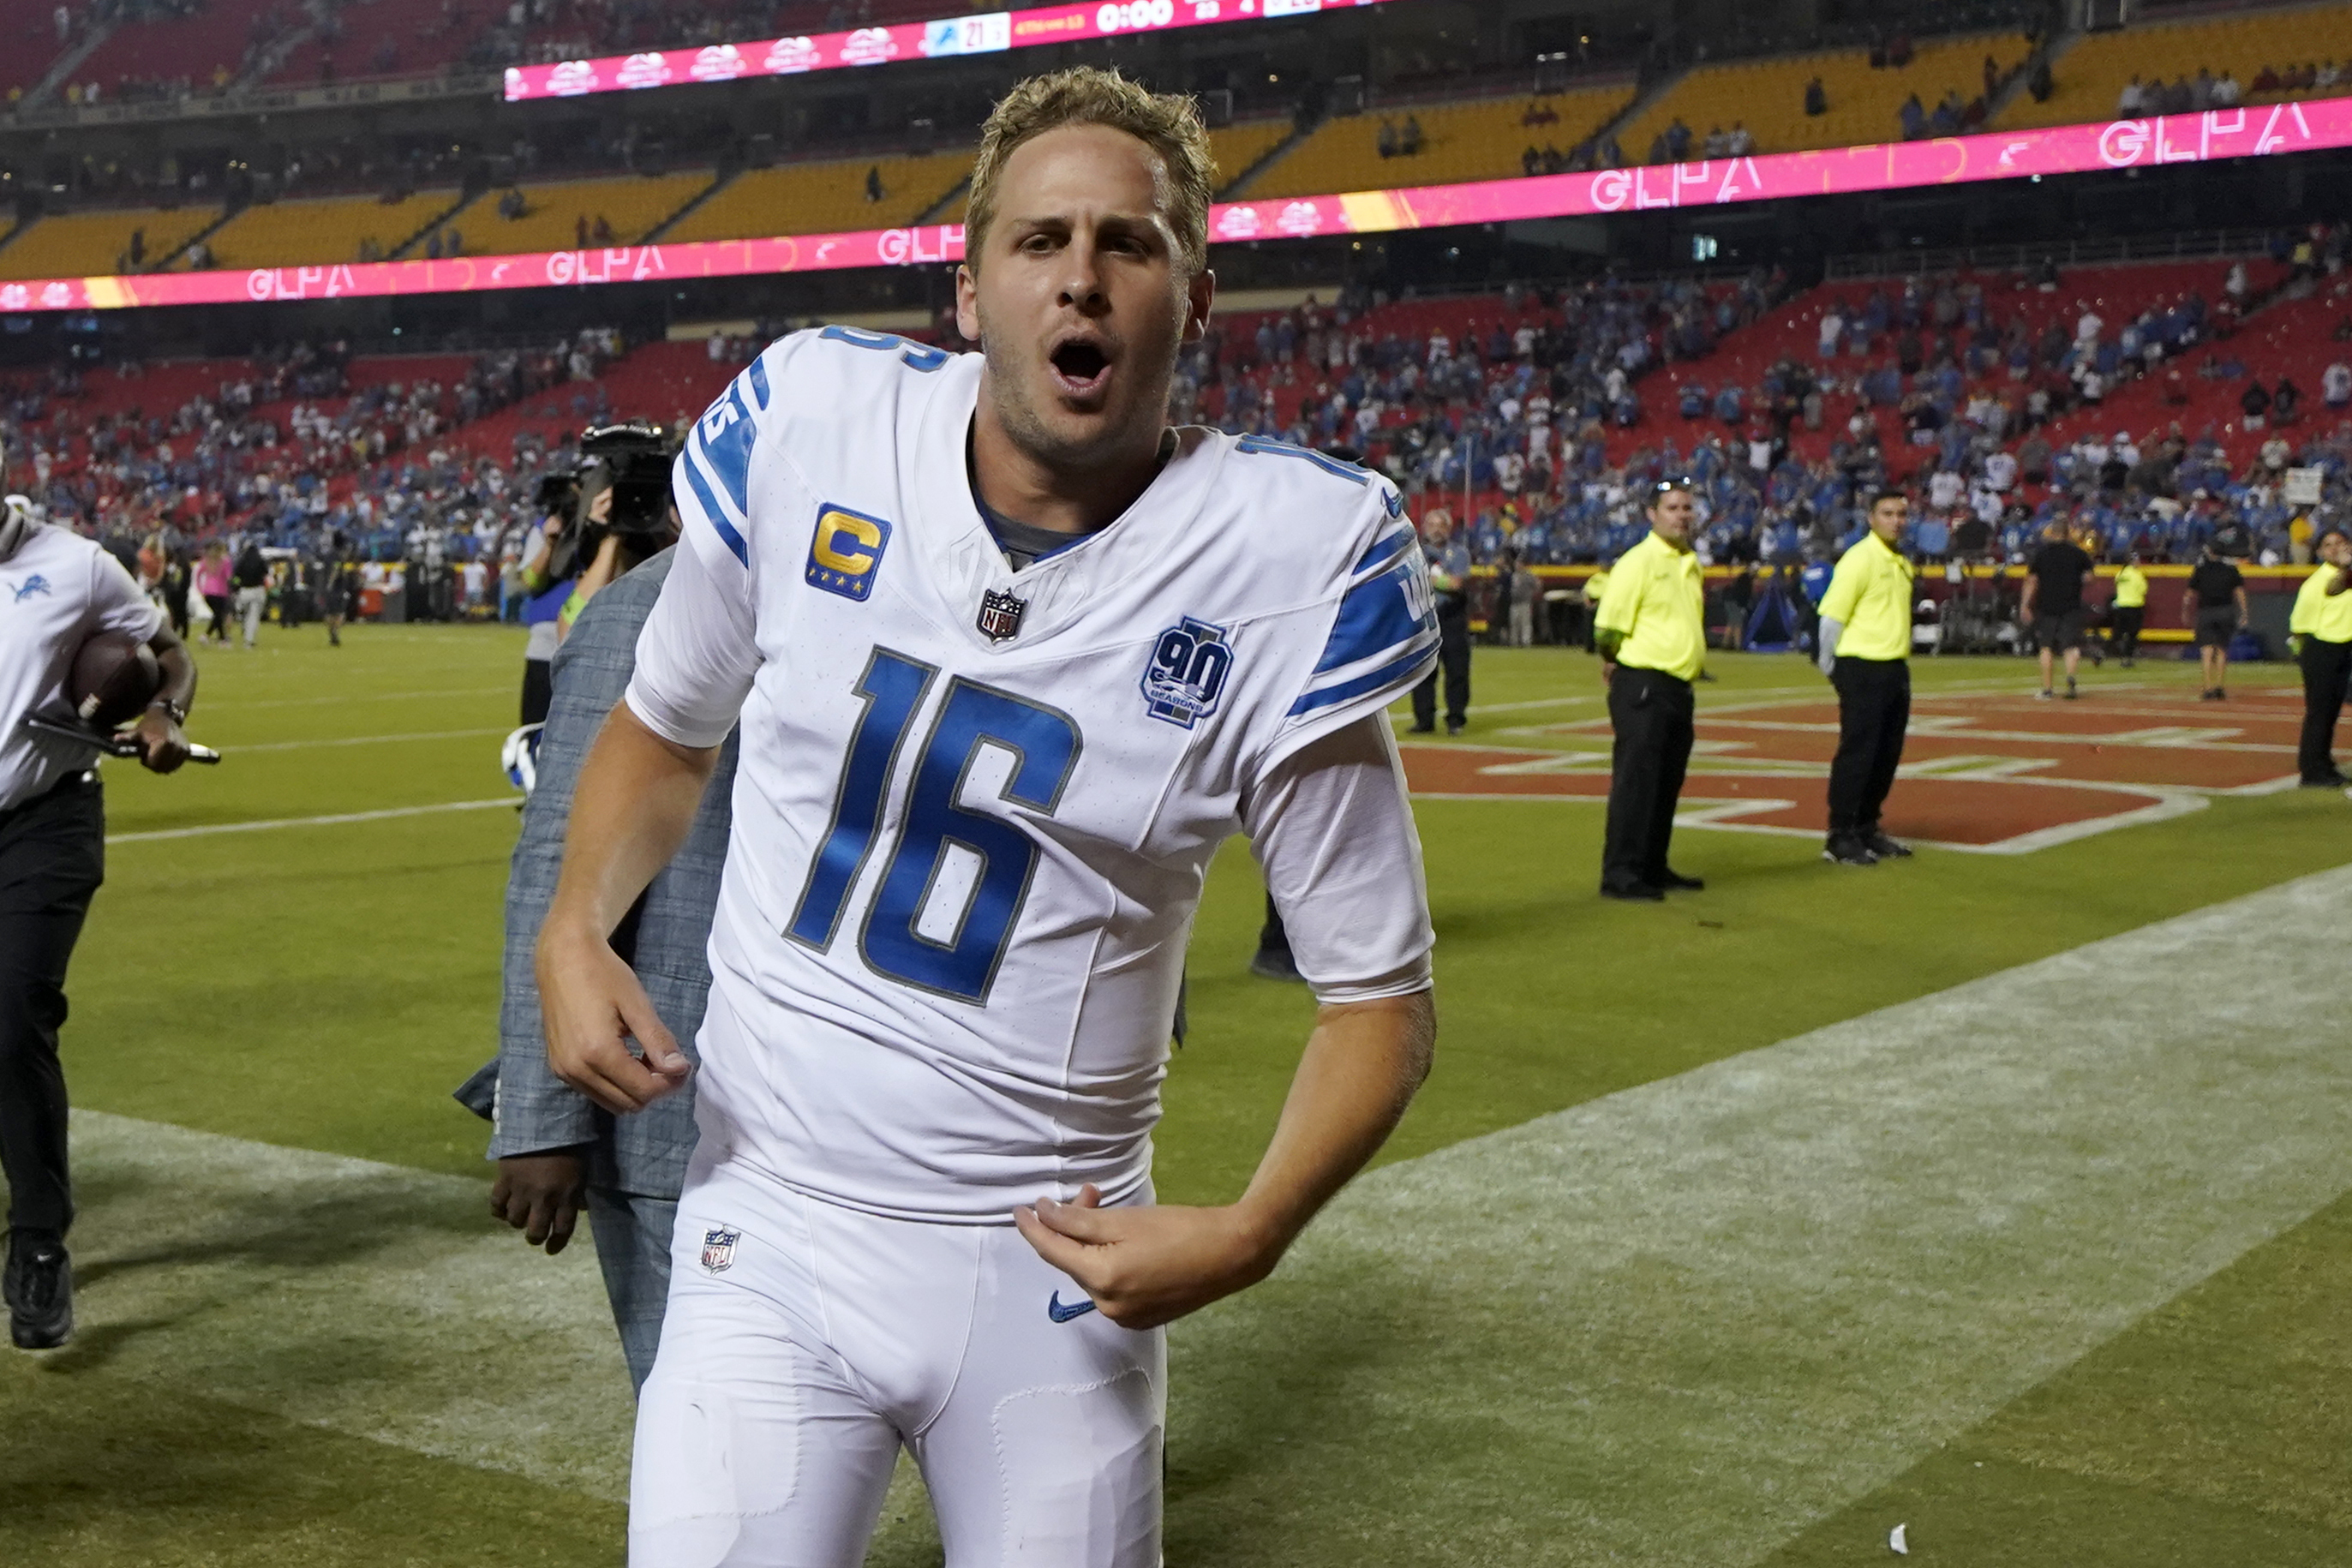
{"left": 699, "top": 1226, "right": 740, "bottom": 1273}
{"left": 977, "top": 587, "right": 1027, "bottom": 643}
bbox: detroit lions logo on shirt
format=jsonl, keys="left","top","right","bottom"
{"left": 1140, "top": 617, "right": 1233, "bottom": 729}
{"left": 8, "top": 574, "right": 51, "bottom": 601}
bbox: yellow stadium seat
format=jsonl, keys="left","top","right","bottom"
{"left": 0, "top": 204, "right": 223, "bottom": 280}
{"left": 2001, "top": 5, "right": 2352, "bottom": 129}
{"left": 1617, "top": 33, "right": 2028, "bottom": 164}
{"left": 476, "top": 171, "right": 718, "bottom": 253}
{"left": 203, "top": 189, "right": 467, "bottom": 269}
{"left": 1208, "top": 117, "right": 1298, "bottom": 192}
{"left": 1243, "top": 85, "right": 1633, "bottom": 200}
{"left": 663, "top": 153, "right": 975, "bottom": 245}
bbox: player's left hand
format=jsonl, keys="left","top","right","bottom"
{"left": 1014, "top": 1185, "right": 1276, "bottom": 1331}
{"left": 134, "top": 708, "right": 190, "bottom": 773}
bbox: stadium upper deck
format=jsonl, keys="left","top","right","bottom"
{"left": 0, "top": 0, "right": 2347, "bottom": 290}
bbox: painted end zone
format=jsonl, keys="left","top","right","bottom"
{"left": 1415, "top": 684, "right": 2309, "bottom": 853}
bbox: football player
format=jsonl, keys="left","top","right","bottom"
{"left": 537, "top": 67, "right": 1439, "bottom": 1566}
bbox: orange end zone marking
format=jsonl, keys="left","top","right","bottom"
{"left": 1413, "top": 685, "right": 2301, "bottom": 853}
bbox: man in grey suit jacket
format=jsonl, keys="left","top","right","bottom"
{"left": 458, "top": 545, "right": 736, "bottom": 1391}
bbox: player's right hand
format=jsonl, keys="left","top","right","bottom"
{"left": 536, "top": 919, "right": 691, "bottom": 1113}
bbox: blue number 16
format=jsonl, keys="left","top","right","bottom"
{"left": 787, "top": 648, "right": 1081, "bottom": 1002}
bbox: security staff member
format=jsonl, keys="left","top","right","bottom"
{"left": 0, "top": 492, "right": 194, "bottom": 1350}
{"left": 1409, "top": 509, "right": 1472, "bottom": 734}
{"left": 2110, "top": 553, "right": 2148, "bottom": 667}
{"left": 2289, "top": 526, "right": 2352, "bottom": 787}
{"left": 1816, "top": 490, "right": 1917, "bottom": 865}
{"left": 1595, "top": 480, "right": 1706, "bottom": 901}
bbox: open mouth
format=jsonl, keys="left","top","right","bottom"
{"left": 1048, "top": 338, "right": 1113, "bottom": 398}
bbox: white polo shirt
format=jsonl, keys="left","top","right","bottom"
{"left": 0, "top": 524, "right": 163, "bottom": 811}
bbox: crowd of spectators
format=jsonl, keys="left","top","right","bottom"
{"left": 5, "top": 327, "right": 630, "bottom": 613}
{"left": 1140, "top": 241, "right": 2349, "bottom": 580}
{"left": 2121, "top": 62, "right": 2343, "bottom": 117}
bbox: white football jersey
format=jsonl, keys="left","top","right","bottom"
{"left": 626, "top": 326, "right": 1438, "bottom": 1224}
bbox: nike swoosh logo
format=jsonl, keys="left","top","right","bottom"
{"left": 1047, "top": 1291, "right": 1097, "bottom": 1323}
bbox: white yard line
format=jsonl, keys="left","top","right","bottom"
{"left": 224, "top": 727, "right": 509, "bottom": 754}
{"left": 107, "top": 798, "right": 516, "bottom": 844}
{"left": 1174, "top": 864, "right": 2352, "bottom": 1565}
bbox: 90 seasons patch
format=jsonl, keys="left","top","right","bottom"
{"left": 805, "top": 505, "right": 893, "bottom": 601}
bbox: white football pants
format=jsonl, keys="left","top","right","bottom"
{"left": 629, "top": 1158, "right": 1165, "bottom": 1567}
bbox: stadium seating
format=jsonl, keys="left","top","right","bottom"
{"left": 2000, "top": 3, "right": 2352, "bottom": 129}
{"left": 1244, "top": 85, "right": 1634, "bottom": 200}
{"left": 661, "top": 153, "right": 973, "bottom": 245}
{"left": 69, "top": 0, "right": 284, "bottom": 98}
{"left": 0, "top": 204, "right": 224, "bottom": 281}
{"left": 1615, "top": 33, "right": 2029, "bottom": 164}
{"left": 1207, "top": 117, "right": 1301, "bottom": 192}
{"left": 266, "top": 0, "right": 482, "bottom": 86}
{"left": 476, "top": 171, "right": 719, "bottom": 253}
{"left": 202, "top": 189, "right": 467, "bottom": 269}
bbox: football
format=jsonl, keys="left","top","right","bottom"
{"left": 70, "top": 631, "right": 161, "bottom": 731}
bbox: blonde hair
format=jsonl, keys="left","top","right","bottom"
{"left": 964, "top": 67, "right": 1215, "bottom": 277}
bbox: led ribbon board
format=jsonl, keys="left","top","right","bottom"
{"left": 10, "top": 98, "right": 2344, "bottom": 314}
{"left": 502, "top": 0, "right": 1394, "bottom": 100}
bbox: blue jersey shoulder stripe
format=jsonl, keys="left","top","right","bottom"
{"left": 1234, "top": 434, "right": 1371, "bottom": 485}
{"left": 1352, "top": 525, "right": 1416, "bottom": 578}
{"left": 1314, "top": 563, "right": 1437, "bottom": 675}
{"left": 695, "top": 384, "right": 757, "bottom": 517}
{"left": 1289, "top": 637, "right": 1438, "bottom": 718}
{"left": 745, "top": 353, "right": 771, "bottom": 410}
{"left": 678, "top": 443, "right": 749, "bottom": 566}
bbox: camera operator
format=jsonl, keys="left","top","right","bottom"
{"left": 512, "top": 471, "right": 583, "bottom": 727}
{"left": 458, "top": 421, "right": 714, "bottom": 1391}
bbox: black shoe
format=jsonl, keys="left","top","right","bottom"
{"left": 1445, "top": 719, "right": 1466, "bottom": 736}
{"left": 1862, "top": 829, "right": 1913, "bottom": 859}
{"left": 1248, "top": 945, "right": 1305, "bottom": 983}
{"left": 2299, "top": 773, "right": 2351, "bottom": 789}
{"left": 5, "top": 1232, "right": 72, "bottom": 1350}
{"left": 1407, "top": 721, "right": 1437, "bottom": 733}
{"left": 2035, "top": 689, "right": 2055, "bottom": 700}
{"left": 2199, "top": 689, "right": 2218, "bottom": 701}
{"left": 1598, "top": 880, "right": 1666, "bottom": 901}
{"left": 1822, "top": 835, "right": 1879, "bottom": 866}
{"left": 2063, "top": 677, "right": 2078, "bottom": 700}
{"left": 1655, "top": 870, "right": 1705, "bottom": 891}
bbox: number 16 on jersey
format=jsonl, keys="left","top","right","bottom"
{"left": 787, "top": 648, "right": 1081, "bottom": 1004}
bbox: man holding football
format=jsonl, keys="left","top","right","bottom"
{"left": 537, "top": 66, "right": 1439, "bottom": 1566}
{"left": 0, "top": 483, "right": 194, "bottom": 1351}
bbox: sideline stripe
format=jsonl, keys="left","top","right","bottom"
{"left": 58, "top": 1111, "right": 634, "bottom": 1497}
{"left": 46, "top": 871, "right": 2352, "bottom": 1552}
{"left": 108, "top": 798, "right": 516, "bottom": 844}
{"left": 1170, "top": 865, "right": 2352, "bottom": 1563}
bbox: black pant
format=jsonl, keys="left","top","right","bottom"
{"left": 0, "top": 775, "right": 104, "bottom": 1236}
{"left": 521, "top": 657, "right": 554, "bottom": 727}
{"left": 2299, "top": 636, "right": 2351, "bottom": 781}
{"left": 1411, "top": 597, "right": 1471, "bottom": 729}
{"left": 1828, "top": 657, "right": 1911, "bottom": 836}
{"left": 1602, "top": 667, "right": 1694, "bottom": 889}
{"left": 2110, "top": 604, "right": 2143, "bottom": 660}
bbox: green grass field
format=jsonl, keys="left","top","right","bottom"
{"left": 3, "top": 623, "right": 2346, "bottom": 1565}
